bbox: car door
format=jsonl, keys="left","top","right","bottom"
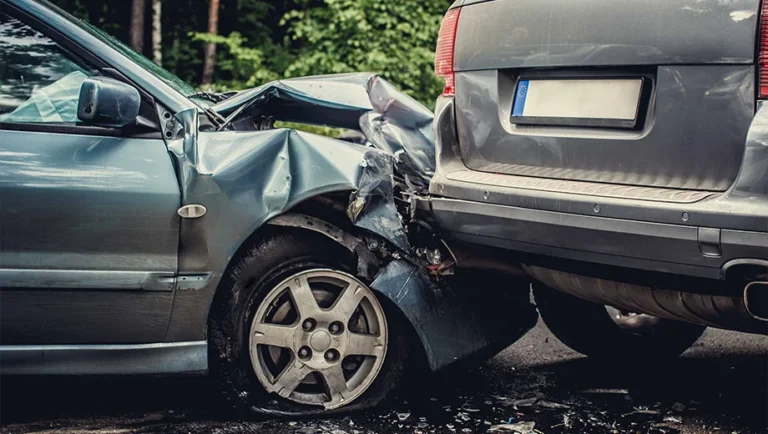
{"left": 0, "top": 10, "right": 181, "bottom": 344}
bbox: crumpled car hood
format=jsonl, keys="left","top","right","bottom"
{"left": 169, "top": 73, "right": 438, "bottom": 277}
{"left": 211, "top": 73, "right": 435, "bottom": 189}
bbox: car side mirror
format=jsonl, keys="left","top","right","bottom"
{"left": 77, "top": 77, "right": 140, "bottom": 128}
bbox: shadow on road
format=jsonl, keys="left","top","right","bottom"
{"left": 1, "top": 342, "right": 766, "bottom": 433}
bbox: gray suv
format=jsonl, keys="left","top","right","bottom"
{"left": 427, "top": 0, "right": 768, "bottom": 358}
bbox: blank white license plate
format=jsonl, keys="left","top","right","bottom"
{"left": 511, "top": 78, "right": 644, "bottom": 128}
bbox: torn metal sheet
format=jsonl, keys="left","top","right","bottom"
{"left": 347, "top": 150, "right": 410, "bottom": 251}
{"left": 371, "top": 260, "right": 537, "bottom": 371}
{"left": 211, "top": 72, "right": 435, "bottom": 189}
{"left": 267, "top": 213, "right": 381, "bottom": 280}
{"left": 166, "top": 107, "right": 405, "bottom": 273}
{"left": 361, "top": 76, "right": 436, "bottom": 190}
{"left": 212, "top": 73, "right": 372, "bottom": 129}
{"left": 163, "top": 73, "right": 534, "bottom": 380}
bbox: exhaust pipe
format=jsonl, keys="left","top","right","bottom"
{"left": 744, "top": 281, "right": 768, "bottom": 321}
{"left": 523, "top": 265, "right": 768, "bottom": 334}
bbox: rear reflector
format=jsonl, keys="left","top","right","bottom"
{"left": 435, "top": 8, "right": 461, "bottom": 96}
{"left": 760, "top": 1, "right": 768, "bottom": 98}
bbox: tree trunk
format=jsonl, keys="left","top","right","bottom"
{"left": 151, "top": 0, "right": 162, "bottom": 66}
{"left": 129, "top": 0, "right": 145, "bottom": 53}
{"left": 201, "top": 0, "right": 220, "bottom": 85}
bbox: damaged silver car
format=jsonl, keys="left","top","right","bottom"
{"left": 0, "top": 0, "right": 537, "bottom": 416}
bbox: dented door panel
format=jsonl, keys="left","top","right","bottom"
{"left": 0, "top": 130, "right": 180, "bottom": 345}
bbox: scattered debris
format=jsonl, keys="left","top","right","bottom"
{"left": 562, "top": 413, "right": 572, "bottom": 429}
{"left": 510, "top": 397, "right": 537, "bottom": 408}
{"left": 461, "top": 404, "right": 481, "bottom": 413}
{"left": 537, "top": 400, "right": 571, "bottom": 409}
{"left": 623, "top": 406, "right": 661, "bottom": 417}
{"left": 663, "top": 416, "right": 683, "bottom": 423}
{"left": 580, "top": 388, "right": 630, "bottom": 395}
{"left": 455, "top": 411, "right": 471, "bottom": 422}
{"left": 489, "top": 421, "right": 536, "bottom": 433}
{"left": 671, "top": 402, "right": 686, "bottom": 412}
{"left": 397, "top": 412, "right": 411, "bottom": 421}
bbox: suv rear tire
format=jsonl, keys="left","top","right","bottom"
{"left": 533, "top": 282, "right": 706, "bottom": 360}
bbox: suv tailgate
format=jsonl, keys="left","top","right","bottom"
{"left": 452, "top": 0, "right": 759, "bottom": 192}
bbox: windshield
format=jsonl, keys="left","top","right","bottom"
{"left": 40, "top": 0, "right": 197, "bottom": 98}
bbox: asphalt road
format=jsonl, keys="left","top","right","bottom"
{"left": 1, "top": 319, "right": 766, "bottom": 434}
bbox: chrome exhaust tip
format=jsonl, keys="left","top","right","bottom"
{"left": 744, "top": 281, "right": 768, "bottom": 321}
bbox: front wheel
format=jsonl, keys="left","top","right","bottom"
{"left": 533, "top": 282, "right": 706, "bottom": 360}
{"left": 209, "top": 230, "right": 407, "bottom": 416}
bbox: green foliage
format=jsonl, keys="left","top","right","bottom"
{"left": 50, "top": 0, "right": 452, "bottom": 106}
{"left": 274, "top": 121, "right": 344, "bottom": 138}
{"left": 191, "top": 31, "right": 278, "bottom": 90}
{"left": 281, "top": 0, "right": 451, "bottom": 106}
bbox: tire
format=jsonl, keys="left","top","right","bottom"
{"left": 209, "top": 229, "right": 408, "bottom": 417}
{"left": 533, "top": 282, "right": 706, "bottom": 360}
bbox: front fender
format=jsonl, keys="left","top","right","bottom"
{"left": 371, "top": 260, "right": 537, "bottom": 371}
{"left": 164, "top": 108, "right": 407, "bottom": 341}
{"left": 267, "top": 213, "right": 538, "bottom": 372}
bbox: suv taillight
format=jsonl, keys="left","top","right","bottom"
{"left": 435, "top": 8, "right": 461, "bottom": 96}
{"left": 760, "top": 1, "right": 768, "bottom": 98}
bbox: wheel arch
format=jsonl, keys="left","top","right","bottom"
{"left": 204, "top": 193, "right": 533, "bottom": 380}
{"left": 205, "top": 194, "right": 430, "bottom": 376}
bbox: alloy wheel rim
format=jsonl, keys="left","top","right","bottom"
{"left": 249, "top": 269, "right": 388, "bottom": 409}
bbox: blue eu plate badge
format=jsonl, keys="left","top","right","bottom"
{"left": 512, "top": 80, "right": 529, "bottom": 117}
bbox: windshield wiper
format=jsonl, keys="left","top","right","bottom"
{"left": 188, "top": 91, "right": 236, "bottom": 103}
{"left": 187, "top": 92, "right": 234, "bottom": 129}
{"left": 201, "top": 105, "right": 226, "bottom": 129}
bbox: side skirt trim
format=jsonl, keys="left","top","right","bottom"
{"left": 0, "top": 341, "right": 207, "bottom": 375}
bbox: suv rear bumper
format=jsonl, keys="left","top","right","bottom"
{"left": 429, "top": 97, "right": 768, "bottom": 281}
{"left": 425, "top": 196, "right": 766, "bottom": 280}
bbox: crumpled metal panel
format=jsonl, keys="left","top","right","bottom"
{"left": 165, "top": 74, "right": 429, "bottom": 342}
{"left": 164, "top": 106, "right": 411, "bottom": 346}
{"left": 212, "top": 72, "right": 435, "bottom": 189}
{"left": 372, "top": 260, "right": 537, "bottom": 371}
{"left": 360, "top": 76, "right": 435, "bottom": 189}
{"left": 167, "top": 108, "right": 405, "bottom": 272}
{"left": 164, "top": 73, "right": 533, "bottom": 377}
{"left": 212, "top": 73, "right": 372, "bottom": 129}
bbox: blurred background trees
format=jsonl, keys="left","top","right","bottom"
{"left": 51, "top": 0, "right": 452, "bottom": 106}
